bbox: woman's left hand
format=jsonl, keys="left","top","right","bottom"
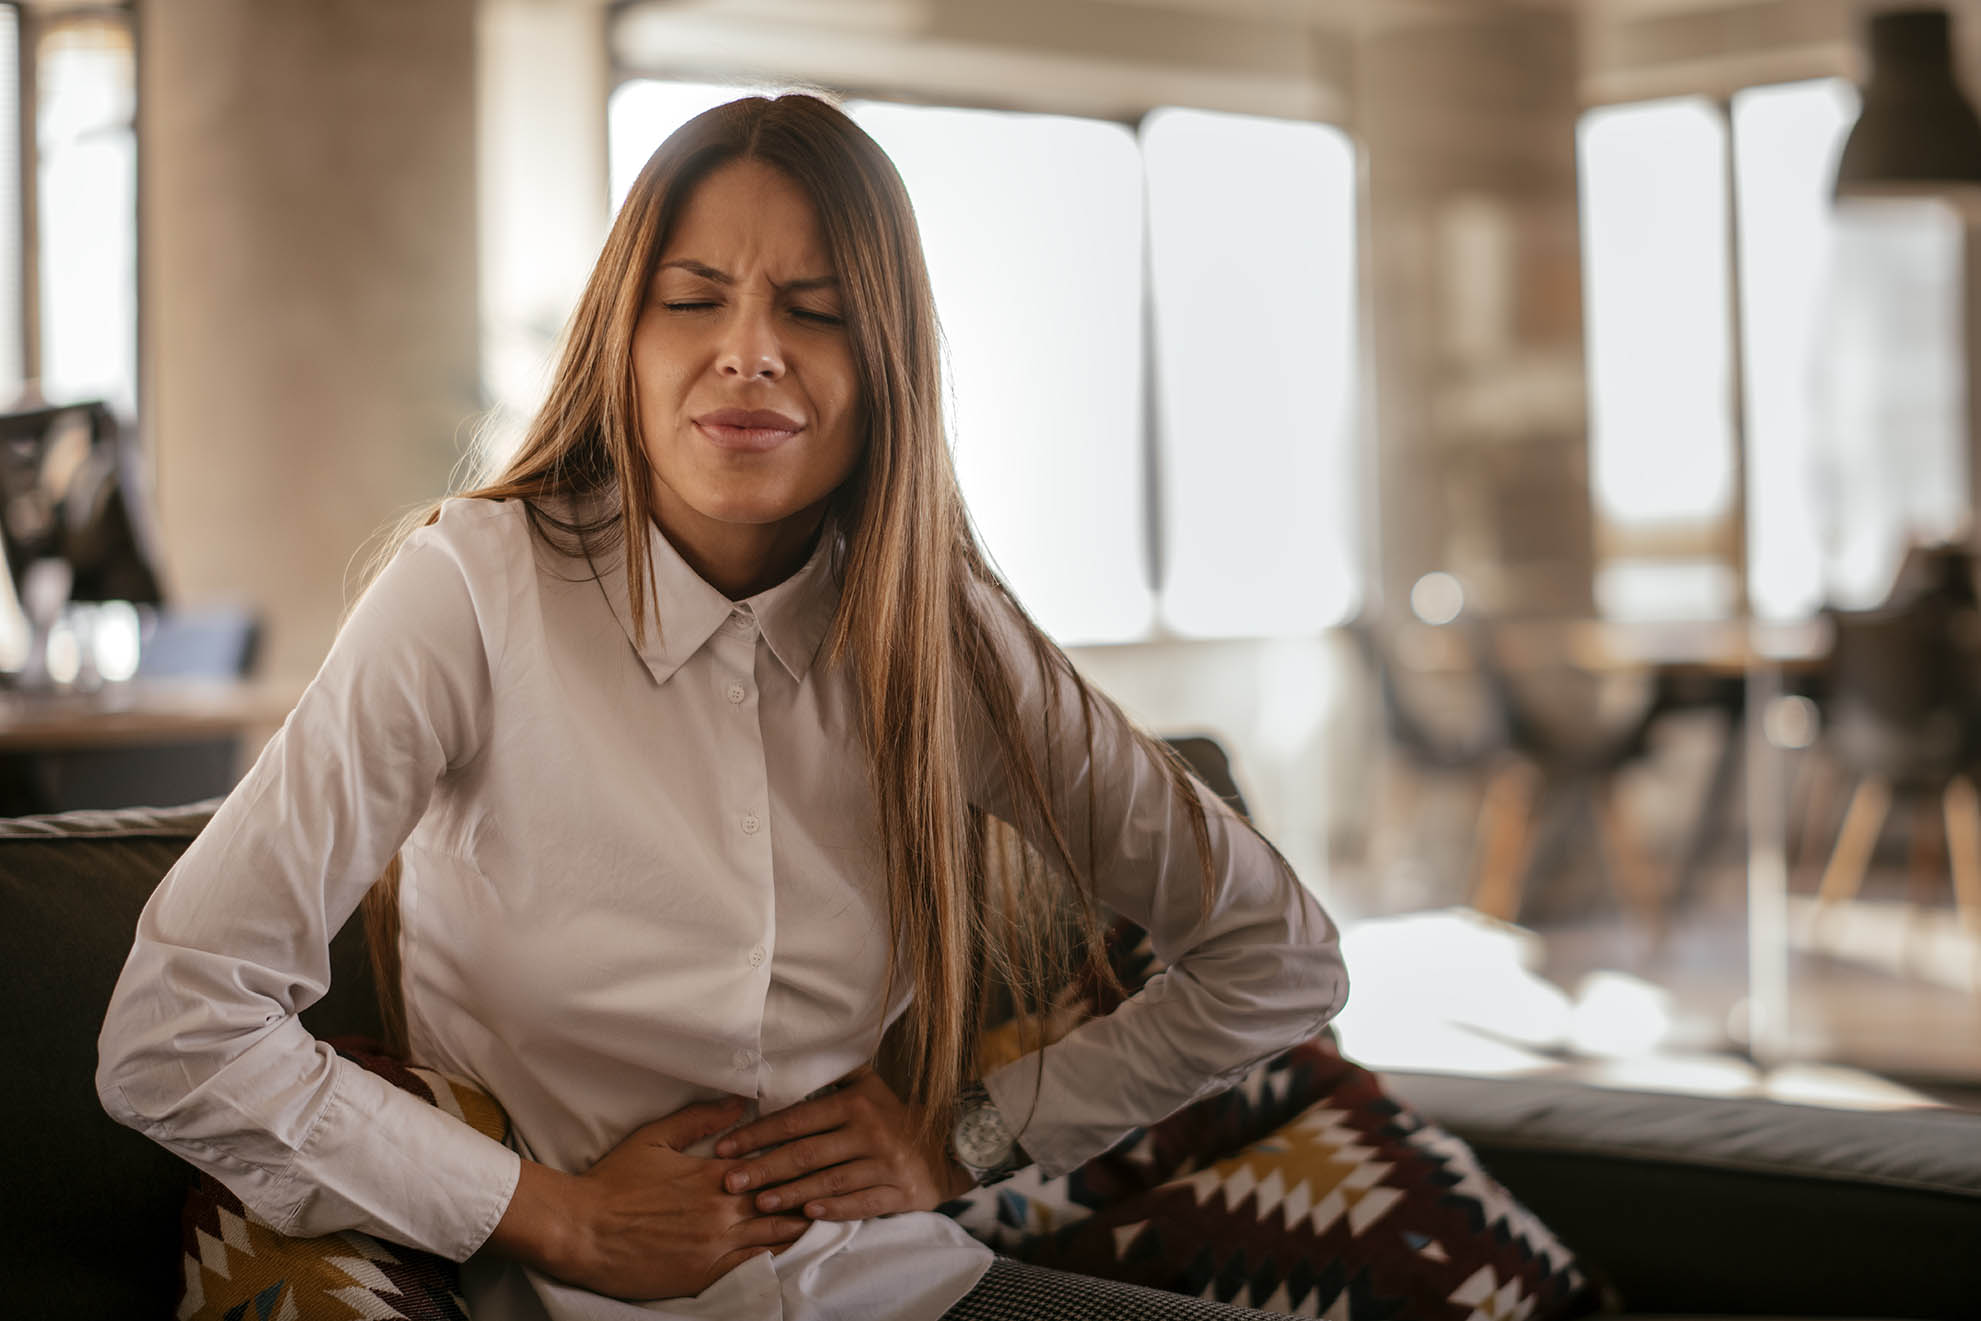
{"left": 713, "top": 1067, "right": 977, "bottom": 1220}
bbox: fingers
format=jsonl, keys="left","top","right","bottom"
{"left": 716, "top": 1093, "right": 848, "bottom": 1159}
{"left": 748, "top": 1158, "right": 889, "bottom": 1214}
{"left": 723, "top": 1130, "right": 862, "bottom": 1193}
{"left": 798, "top": 1185, "right": 910, "bottom": 1222}
{"left": 731, "top": 1213, "right": 814, "bottom": 1248}
{"left": 648, "top": 1095, "right": 747, "bottom": 1149}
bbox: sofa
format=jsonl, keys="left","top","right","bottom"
{"left": 9, "top": 800, "right": 1981, "bottom": 1319}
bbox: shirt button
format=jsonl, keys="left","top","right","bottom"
{"left": 749, "top": 943, "right": 767, "bottom": 968}
{"left": 727, "top": 682, "right": 747, "bottom": 704}
{"left": 741, "top": 811, "right": 760, "bottom": 835}
{"left": 732, "top": 1048, "right": 757, "bottom": 1072}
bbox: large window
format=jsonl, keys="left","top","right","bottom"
{"left": 36, "top": 13, "right": 135, "bottom": 416}
{"left": 0, "top": 7, "right": 20, "bottom": 404}
{"left": 605, "top": 83, "right": 1362, "bottom": 645}
{"left": 1731, "top": 79, "right": 1861, "bottom": 617}
{"left": 1144, "top": 107, "right": 1359, "bottom": 638}
{"left": 855, "top": 102, "right": 1151, "bottom": 643}
{"left": 1579, "top": 77, "right": 1951, "bottom": 619}
{"left": 0, "top": 5, "right": 137, "bottom": 417}
{"left": 1578, "top": 96, "right": 1737, "bottom": 619}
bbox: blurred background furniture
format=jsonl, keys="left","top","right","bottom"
{"left": 1802, "top": 557, "right": 1981, "bottom": 952}
{"left": 1161, "top": 732, "right": 1251, "bottom": 818}
{"left": 0, "top": 400, "right": 162, "bottom": 623}
{"left": 0, "top": 655, "right": 283, "bottom": 815}
{"left": 1464, "top": 620, "right": 1672, "bottom": 934}
{"left": 0, "top": 401, "right": 273, "bottom": 814}
{"left": 1372, "top": 611, "right": 1830, "bottom": 938}
{"left": 1345, "top": 618, "right": 1507, "bottom": 905}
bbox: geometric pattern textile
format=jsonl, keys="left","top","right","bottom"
{"left": 176, "top": 1044, "right": 511, "bottom": 1321}
{"left": 941, "top": 925, "right": 1598, "bottom": 1321}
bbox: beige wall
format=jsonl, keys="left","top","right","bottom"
{"left": 1358, "top": 7, "right": 1595, "bottom": 617}
{"left": 139, "top": 0, "right": 479, "bottom": 685}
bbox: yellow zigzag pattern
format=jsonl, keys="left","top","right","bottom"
{"left": 180, "top": 1206, "right": 436, "bottom": 1321}
{"left": 1175, "top": 1105, "right": 1403, "bottom": 1239}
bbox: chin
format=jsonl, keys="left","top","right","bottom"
{"left": 689, "top": 492, "right": 819, "bottom": 528}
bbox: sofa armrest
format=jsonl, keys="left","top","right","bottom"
{"left": 1382, "top": 1070, "right": 1981, "bottom": 1318}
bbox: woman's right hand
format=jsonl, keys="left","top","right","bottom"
{"left": 490, "top": 1096, "right": 814, "bottom": 1300}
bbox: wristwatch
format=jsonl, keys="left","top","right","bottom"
{"left": 950, "top": 1082, "right": 1026, "bottom": 1187}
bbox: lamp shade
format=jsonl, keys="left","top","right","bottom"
{"left": 1834, "top": 8, "right": 1981, "bottom": 198}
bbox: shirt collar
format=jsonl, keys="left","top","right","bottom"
{"left": 592, "top": 500, "right": 841, "bottom": 688}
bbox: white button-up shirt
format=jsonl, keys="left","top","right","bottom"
{"left": 96, "top": 495, "right": 1346, "bottom": 1320}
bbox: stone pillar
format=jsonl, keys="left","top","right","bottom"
{"left": 1355, "top": 9, "right": 1594, "bottom": 618}
{"left": 138, "top": 0, "right": 478, "bottom": 685}
{"left": 478, "top": 0, "right": 608, "bottom": 453}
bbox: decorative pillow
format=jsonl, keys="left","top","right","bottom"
{"left": 176, "top": 1042, "right": 509, "bottom": 1321}
{"left": 942, "top": 925, "right": 1599, "bottom": 1321}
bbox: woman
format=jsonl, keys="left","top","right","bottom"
{"left": 97, "top": 93, "right": 1345, "bottom": 1319}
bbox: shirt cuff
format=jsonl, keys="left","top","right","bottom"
{"left": 274, "top": 1058, "right": 522, "bottom": 1262}
{"left": 979, "top": 1050, "right": 1123, "bottom": 1182}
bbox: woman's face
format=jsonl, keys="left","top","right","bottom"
{"left": 632, "top": 158, "right": 864, "bottom": 553}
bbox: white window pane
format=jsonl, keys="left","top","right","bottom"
{"left": 1817, "top": 200, "right": 1967, "bottom": 608}
{"left": 1732, "top": 78, "right": 1858, "bottom": 619}
{"left": 851, "top": 101, "right": 1151, "bottom": 644}
{"left": 608, "top": 79, "right": 764, "bottom": 213}
{"left": 38, "top": 19, "right": 136, "bottom": 416}
{"left": 1143, "top": 107, "right": 1359, "bottom": 638}
{"left": 1579, "top": 98, "right": 1734, "bottom": 534}
{"left": 0, "top": 8, "right": 21, "bottom": 399}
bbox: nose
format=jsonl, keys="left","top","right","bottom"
{"left": 717, "top": 300, "right": 785, "bottom": 382}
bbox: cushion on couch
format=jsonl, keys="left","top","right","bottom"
{"left": 942, "top": 925, "right": 1599, "bottom": 1320}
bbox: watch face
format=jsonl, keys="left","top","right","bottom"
{"left": 953, "top": 1103, "right": 1014, "bottom": 1170}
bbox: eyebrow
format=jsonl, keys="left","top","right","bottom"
{"left": 658, "top": 258, "right": 839, "bottom": 294}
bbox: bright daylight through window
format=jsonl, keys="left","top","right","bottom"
{"left": 1580, "top": 76, "right": 1966, "bottom": 620}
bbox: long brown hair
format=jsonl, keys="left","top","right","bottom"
{"left": 361, "top": 93, "right": 1295, "bottom": 1148}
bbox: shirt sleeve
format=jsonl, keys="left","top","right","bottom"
{"left": 964, "top": 583, "right": 1348, "bottom": 1180}
{"left": 94, "top": 505, "right": 522, "bottom": 1261}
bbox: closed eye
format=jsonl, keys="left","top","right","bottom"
{"left": 663, "top": 300, "right": 718, "bottom": 313}
{"left": 791, "top": 307, "right": 844, "bottom": 326}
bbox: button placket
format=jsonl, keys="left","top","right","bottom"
{"left": 711, "top": 614, "right": 772, "bottom": 1095}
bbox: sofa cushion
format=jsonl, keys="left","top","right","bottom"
{"left": 178, "top": 1042, "right": 506, "bottom": 1321}
{"left": 1382, "top": 1070, "right": 1981, "bottom": 1317}
{"left": 0, "top": 802, "right": 384, "bottom": 1321}
{"left": 942, "top": 926, "right": 1597, "bottom": 1319}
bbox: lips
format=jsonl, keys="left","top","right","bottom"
{"left": 694, "top": 408, "right": 805, "bottom": 453}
